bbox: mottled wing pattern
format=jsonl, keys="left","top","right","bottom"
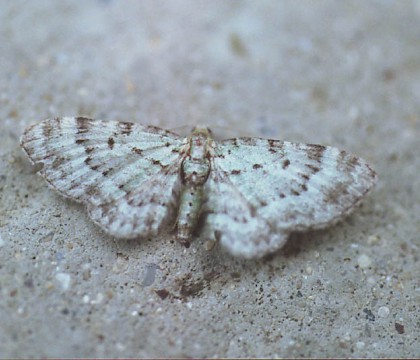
{"left": 203, "top": 137, "right": 376, "bottom": 258}
{"left": 21, "top": 117, "right": 186, "bottom": 238}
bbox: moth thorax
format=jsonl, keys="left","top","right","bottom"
{"left": 181, "top": 158, "right": 211, "bottom": 186}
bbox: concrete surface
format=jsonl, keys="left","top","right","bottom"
{"left": 0, "top": 0, "right": 419, "bottom": 357}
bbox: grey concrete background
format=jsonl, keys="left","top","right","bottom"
{"left": 0, "top": 0, "right": 419, "bottom": 358}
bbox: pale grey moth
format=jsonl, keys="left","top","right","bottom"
{"left": 21, "top": 117, "right": 377, "bottom": 258}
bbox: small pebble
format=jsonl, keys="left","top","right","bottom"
{"left": 116, "top": 342, "right": 126, "bottom": 351}
{"left": 367, "top": 234, "right": 380, "bottom": 245}
{"left": 378, "top": 306, "right": 390, "bottom": 318}
{"left": 142, "top": 263, "right": 159, "bottom": 287}
{"left": 91, "top": 293, "right": 104, "bottom": 305}
{"left": 357, "top": 254, "right": 372, "bottom": 268}
{"left": 356, "top": 341, "right": 365, "bottom": 349}
{"left": 0, "top": 234, "right": 5, "bottom": 247}
{"left": 395, "top": 322, "right": 405, "bottom": 334}
{"left": 40, "top": 231, "right": 54, "bottom": 243}
{"left": 55, "top": 273, "right": 71, "bottom": 291}
{"left": 204, "top": 239, "right": 216, "bottom": 251}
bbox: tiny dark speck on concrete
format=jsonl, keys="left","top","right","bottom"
{"left": 363, "top": 308, "right": 375, "bottom": 322}
{"left": 154, "top": 289, "right": 170, "bottom": 300}
{"left": 395, "top": 322, "right": 405, "bottom": 334}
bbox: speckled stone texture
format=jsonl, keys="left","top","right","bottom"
{"left": 0, "top": 1, "right": 418, "bottom": 358}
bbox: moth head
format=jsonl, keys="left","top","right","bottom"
{"left": 191, "top": 125, "right": 213, "bottom": 138}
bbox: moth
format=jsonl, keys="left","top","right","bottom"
{"left": 21, "top": 117, "right": 377, "bottom": 258}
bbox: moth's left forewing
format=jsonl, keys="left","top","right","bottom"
{"left": 20, "top": 118, "right": 185, "bottom": 203}
{"left": 209, "top": 137, "right": 377, "bottom": 235}
{"left": 20, "top": 117, "right": 187, "bottom": 239}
